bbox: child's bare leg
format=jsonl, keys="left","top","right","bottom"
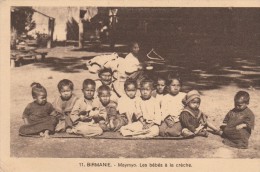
{"left": 206, "top": 122, "right": 219, "bottom": 131}
{"left": 44, "top": 130, "right": 50, "bottom": 138}
{"left": 207, "top": 122, "right": 223, "bottom": 135}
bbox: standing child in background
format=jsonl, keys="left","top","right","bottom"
{"left": 114, "top": 42, "right": 143, "bottom": 96}
{"left": 117, "top": 79, "right": 140, "bottom": 125}
{"left": 159, "top": 77, "right": 185, "bottom": 137}
{"left": 120, "top": 79, "right": 161, "bottom": 138}
{"left": 69, "top": 79, "right": 103, "bottom": 137}
{"left": 180, "top": 90, "right": 221, "bottom": 137}
{"left": 19, "top": 83, "right": 58, "bottom": 138}
{"left": 220, "top": 91, "right": 255, "bottom": 149}
{"left": 92, "top": 85, "right": 127, "bottom": 132}
{"left": 52, "top": 79, "right": 78, "bottom": 133}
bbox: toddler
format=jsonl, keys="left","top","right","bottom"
{"left": 52, "top": 79, "right": 78, "bottom": 132}
{"left": 69, "top": 79, "right": 103, "bottom": 137}
{"left": 159, "top": 77, "right": 185, "bottom": 137}
{"left": 92, "top": 85, "right": 127, "bottom": 131}
{"left": 220, "top": 91, "right": 255, "bottom": 149}
{"left": 120, "top": 79, "right": 161, "bottom": 138}
{"left": 117, "top": 79, "right": 140, "bottom": 125}
{"left": 180, "top": 90, "right": 221, "bottom": 137}
{"left": 19, "top": 83, "right": 58, "bottom": 138}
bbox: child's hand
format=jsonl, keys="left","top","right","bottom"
{"left": 79, "top": 111, "right": 88, "bottom": 116}
{"left": 79, "top": 115, "right": 85, "bottom": 120}
{"left": 143, "top": 123, "right": 154, "bottom": 129}
{"left": 89, "top": 108, "right": 99, "bottom": 117}
{"left": 236, "top": 124, "right": 246, "bottom": 130}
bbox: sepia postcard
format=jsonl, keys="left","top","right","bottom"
{"left": 1, "top": 0, "right": 260, "bottom": 172}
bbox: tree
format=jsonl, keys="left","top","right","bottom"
{"left": 11, "top": 7, "right": 35, "bottom": 49}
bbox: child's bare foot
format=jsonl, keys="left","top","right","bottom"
{"left": 44, "top": 130, "right": 50, "bottom": 139}
{"left": 214, "top": 130, "right": 223, "bottom": 136}
{"left": 109, "top": 120, "right": 115, "bottom": 130}
{"left": 196, "top": 129, "right": 208, "bottom": 137}
{"left": 39, "top": 132, "right": 44, "bottom": 137}
{"left": 66, "top": 128, "right": 76, "bottom": 134}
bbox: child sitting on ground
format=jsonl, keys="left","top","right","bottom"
{"left": 69, "top": 79, "right": 103, "bottom": 137}
{"left": 159, "top": 77, "right": 185, "bottom": 137}
{"left": 220, "top": 91, "right": 255, "bottom": 149}
{"left": 52, "top": 79, "right": 78, "bottom": 133}
{"left": 152, "top": 76, "right": 168, "bottom": 107}
{"left": 19, "top": 82, "right": 58, "bottom": 138}
{"left": 120, "top": 79, "right": 161, "bottom": 138}
{"left": 117, "top": 79, "right": 140, "bottom": 125}
{"left": 180, "top": 90, "right": 221, "bottom": 137}
{"left": 92, "top": 85, "right": 127, "bottom": 131}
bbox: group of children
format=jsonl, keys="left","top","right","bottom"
{"left": 19, "top": 42, "right": 255, "bottom": 149}
{"left": 19, "top": 73, "right": 255, "bottom": 149}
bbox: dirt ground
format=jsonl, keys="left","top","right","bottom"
{"left": 10, "top": 45, "right": 260, "bottom": 158}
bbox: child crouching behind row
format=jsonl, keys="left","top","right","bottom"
{"left": 92, "top": 85, "right": 128, "bottom": 132}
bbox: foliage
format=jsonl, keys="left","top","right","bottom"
{"left": 11, "top": 7, "right": 36, "bottom": 34}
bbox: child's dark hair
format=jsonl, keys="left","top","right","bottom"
{"left": 83, "top": 79, "right": 96, "bottom": 89}
{"left": 124, "top": 79, "right": 137, "bottom": 90}
{"left": 156, "top": 76, "right": 168, "bottom": 94}
{"left": 97, "top": 85, "right": 111, "bottom": 96}
{"left": 167, "top": 73, "right": 182, "bottom": 86}
{"left": 98, "top": 68, "right": 113, "bottom": 78}
{"left": 57, "top": 79, "right": 74, "bottom": 91}
{"left": 140, "top": 79, "right": 154, "bottom": 89}
{"left": 130, "top": 41, "right": 139, "bottom": 49}
{"left": 234, "top": 91, "right": 250, "bottom": 104}
{"left": 31, "top": 82, "right": 47, "bottom": 98}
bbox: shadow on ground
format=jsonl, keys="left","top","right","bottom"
{"left": 27, "top": 43, "right": 260, "bottom": 90}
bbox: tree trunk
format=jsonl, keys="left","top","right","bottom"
{"left": 47, "top": 18, "right": 55, "bottom": 48}
{"left": 79, "top": 19, "right": 84, "bottom": 48}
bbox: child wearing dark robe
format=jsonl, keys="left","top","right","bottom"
{"left": 19, "top": 83, "right": 58, "bottom": 138}
{"left": 220, "top": 91, "right": 255, "bottom": 149}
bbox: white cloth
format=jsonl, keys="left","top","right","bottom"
{"left": 120, "top": 121, "right": 159, "bottom": 138}
{"left": 136, "top": 97, "right": 162, "bottom": 125}
{"left": 117, "top": 53, "right": 140, "bottom": 79}
{"left": 161, "top": 92, "right": 186, "bottom": 121}
{"left": 117, "top": 95, "right": 141, "bottom": 123}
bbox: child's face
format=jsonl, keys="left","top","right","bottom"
{"left": 82, "top": 84, "right": 95, "bottom": 100}
{"left": 100, "top": 72, "right": 112, "bottom": 86}
{"left": 60, "top": 85, "right": 72, "bottom": 100}
{"left": 169, "top": 79, "right": 181, "bottom": 95}
{"left": 99, "top": 90, "right": 111, "bottom": 106}
{"left": 156, "top": 79, "right": 166, "bottom": 94}
{"left": 132, "top": 43, "right": 140, "bottom": 55}
{"left": 234, "top": 97, "right": 248, "bottom": 111}
{"left": 34, "top": 92, "right": 47, "bottom": 105}
{"left": 140, "top": 83, "right": 153, "bottom": 100}
{"left": 188, "top": 98, "right": 201, "bottom": 110}
{"left": 125, "top": 83, "right": 137, "bottom": 99}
